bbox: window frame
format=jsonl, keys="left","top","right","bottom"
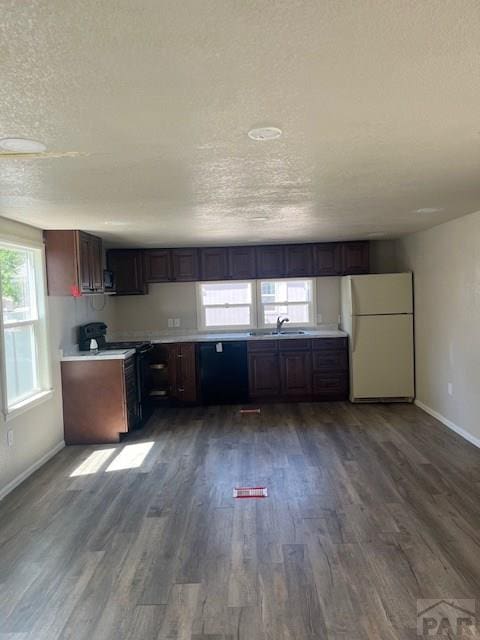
{"left": 196, "top": 280, "right": 257, "bottom": 331}
{"left": 256, "top": 277, "right": 317, "bottom": 329}
{"left": 0, "top": 237, "right": 53, "bottom": 420}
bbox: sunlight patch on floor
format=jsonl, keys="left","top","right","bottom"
{"left": 105, "top": 442, "right": 154, "bottom": 472}
{"left": 70, "top": 448, "right": 116, "bottom": 477}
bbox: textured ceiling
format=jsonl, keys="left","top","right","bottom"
{"left": 0, "top": 0, "right": 479, "bottom": 247}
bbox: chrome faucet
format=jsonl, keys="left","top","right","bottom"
{"left": 276, "top": 315, "right": 290, "bottom": 333}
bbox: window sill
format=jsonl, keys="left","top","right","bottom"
{"left": 4, "top": 389, "right": 54, "bottom": 422}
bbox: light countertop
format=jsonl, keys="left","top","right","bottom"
{"left": 60, "top": 349, "right": 136, "bottom": 362}
{"left": 110, "top": 328, "right": 347, "bottom": 345}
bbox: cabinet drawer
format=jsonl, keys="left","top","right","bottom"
{"left": 278, "top": 338, "right": 311, "bottom": 352}
{"left": 312, "top": 349, "right": 348, "bottom": 372}
{"left": 247, "top": 340, "right": 278, "bottom": 353}
{"left": 311, "top": 338, "right": 348, "bottom": 351}
{"left": 312, "top": 373, "right": 348, "bottom": 398}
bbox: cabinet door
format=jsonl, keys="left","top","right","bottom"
{"left": 90, "top": 235, "right": 104, "bottom": 292}
{"left": 248, "top": 352, "right": 280, "bottom": 398}
{"left": 342, "top": 241, "right": 369, "bottom": 274}
{"left": 77, "top": 232, "right": 93, "bottom": 293}
{"left": 178, "top": 343, "right": 197, "bottom": 402}
{"left": 313, "top": 243, "right": 342, "bottom": 276}
{"left": 167, "top": 344, "right": 179, "bottom": 399}
{"left": 228, "top": 246, "right": 256, "bottom": 280}
{"left": 285, "top": 245, "right": 313, "bottom": 277}
{"left": 107, "top": 250, "right": 147, "bottom": 295}
{"left": 280, "top": 351, "right": 312, "bottom": 397}
{"left": 144, "top": 249, "right": 171, "bottom": 282}
{"left": 200, "top": 248, "right": 229, "bottom": 281}
{"left": 255, "top": 245, "right": 285, "bottom": 278}
{"left": 171, "top": 249, "right": 199, "bottom": 281}
{"left": 168, "top": 343, "right": 197, "bottom": 402}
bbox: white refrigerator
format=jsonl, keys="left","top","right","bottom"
{"left": 341, "top": 273, "right": 414, "bottom": 402}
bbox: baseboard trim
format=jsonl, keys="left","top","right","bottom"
{"left": 415, "top": 399, "right": 480, "bottom": 449}
{"left": 0, "top": 440, "right": 65, "bottom": 502}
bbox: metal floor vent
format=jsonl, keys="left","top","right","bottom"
{"left": 233, "top": 487, "right": 268, "bottom": 499}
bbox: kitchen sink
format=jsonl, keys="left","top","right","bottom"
{"left": 249, "top": 330, "right": 305, "bottom": 336}
{"left": 277, "top": 330, "right": 305, "bottom": 335}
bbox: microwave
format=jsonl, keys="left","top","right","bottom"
{"left": 103, "top": 269, "right": 115, "bottom": 292}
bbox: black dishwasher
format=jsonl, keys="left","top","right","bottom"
{"left": 198, "top": 341, "right": 249, "bottom": 404}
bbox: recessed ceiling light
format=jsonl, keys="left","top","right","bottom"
{"left": 0, "top": 137, "right": 46, "bottom": 153}
{"left": 248, "top": 127, "right": 282, "bottom": 141}
{"left": 414, "top": 207, "right": 443, "bottom": 214}
{"left": 104, "top": 220, "right": 129, "bottom": 226}
{"left": 251, "top": 216, "right": 268, "bottom": 221}
{"left": 367, "top": 232, "right": 386, "bottom": 238}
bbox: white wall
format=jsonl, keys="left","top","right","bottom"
{"left": 109, "top": 276, "right": 343, "bottom": 336}
{"left": 0, "top": 217, "right": 115, "bottom": 498}
{"left": 396, "top": 210, "right": 480, "bottom": 444}
{"left": 370, "top": 240, "right": 398, "bottom": 273}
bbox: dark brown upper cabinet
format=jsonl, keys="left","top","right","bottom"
{"left": 342, "top": 241, "right": 369, "bottom": 274}
{"left": 313, "top": 243, "right": 343, "bottom": 276}
{"left": 285, "top": 244, "right": 313, "bottom": 277}
{"left": 228, "top": 246, "right": 256, "bottom": 280}
{"left": 90, "top": 234, "right": 104, "bottom": 291}
{"left": 171, "top": 248, "right": 199, "bottom": 281}
{"left": 107, "top": 249, "right": 147, "bottom": 295}
{"left": 200, "top": 247, "right": 229, "bottom": 281}
{"left": 255, "top": 245, "right": 285, "bottom": 278}
{"left": 144, "top": 249, "right": 171, "bottom": 282}
{"left": 106, "top": 240, "right": 369, "bottom": 293}
{"left": 44, "top": 230, "right": 104, "bottom": 296}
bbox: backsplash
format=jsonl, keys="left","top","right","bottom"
{"left": 107, "top": 277, "right": 341, "bottom": 337}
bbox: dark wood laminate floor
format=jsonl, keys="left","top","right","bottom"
{"left": 1, "top": 402, "right": 480, "bottom": 639}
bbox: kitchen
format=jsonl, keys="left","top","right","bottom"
{"left": 1, "top": 3, "right": 480, "bottom": 639}
{"left": 43, "top": 234, "right": 413, "bottom": 444}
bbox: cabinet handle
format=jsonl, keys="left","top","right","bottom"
{"left": 177, "top": 354, "right": 183, "bottom": 358}
{"left": 178, "top": 387, "right": 184, "bottom": 392}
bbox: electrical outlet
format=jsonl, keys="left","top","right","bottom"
{"left": 7, "top": 430, "right": 13, "bottom": 447}
{"left": 448, "top": 382, "right": 453, "bottom": 396}
{"left": 167, "top": 318, "right": 174, "bottom": 328}
{"left": 174, "top": 318, "right": 180, "bottom": 328}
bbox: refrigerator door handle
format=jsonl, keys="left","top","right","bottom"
{"left": 352, "top": 316, "right": 358, "bottom": 353}
{"left": 350, "top": 279, "right": 356, "bottom": 316}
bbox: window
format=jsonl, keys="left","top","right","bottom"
{"left": 197, "top": 281, "right": 256, "bottom": 330}
{"left": 196, "top": 278, "right": 316, "bottom": 331}
{"left": 0, "top": 242, "right": 51, "bottom": 416}
{"left": 258, "top": 278, "right": 316, "bottom": 327}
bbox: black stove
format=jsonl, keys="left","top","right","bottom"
{"left": 77, "top": 322, "right": 152, "bottom": 353}
{"left": 104, "top": 341, "right": 152, "bottom": 353}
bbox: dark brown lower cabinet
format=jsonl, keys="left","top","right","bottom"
{"left": 167, "top": 343, "right": 197, "bottom": 403}
{"left": 61, "top": 355, "right": 137, "bottom": 444}
{"left": 311, "top": 338, "right": 348, "bottom": 399}
{"left": 248, "top": 337, "right": 348, "bottom": 401}
{"left": 149, "top": 338, "right": 347, "bottom": 407}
